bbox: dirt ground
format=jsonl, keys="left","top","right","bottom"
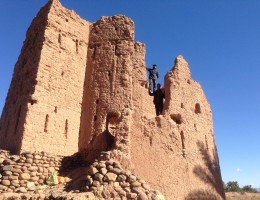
{"left": 226, "top": 192, "right": 260, "bottom": 200}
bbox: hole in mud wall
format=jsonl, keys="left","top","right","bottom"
{"left": 58, "top": 34, "right": 61, "bottom": 45}
{"left": 65, "top": 119, "right": 68, "bottom": 139}
{"left": 195, "top": 103, "right": 201, "bottom": 114}
{"left": 66, "top": 19, "right": 69, "bottom": 22}
{"left": 96, "top": 99, "right": 99, "bottom": 104}
{"left": 106, "top": 112, "right": 120, "bottom": 133}
{"left": 29, "top": 98, "right": 38, "bottom": 105}
{"left": 115, "top": 44, "right": 117, "bottom": 56}
{"left": 180, "top": 131, "right": 185, "bottom": 149}
{"left": 54, "top": 106, "right": 57, "bottom": 113}
{"left": 103, "top": 112, "right": 120, "bottom": 150}
{"left": 205, "top": 135, "right": 209, "bottom": 150}
{"left": 187, "top": 79, "right": 191, "bottom": 84}
{"left": 14, "top": 106, "right": 22, "bottom": 135}
{"left": 94, "top": 115, "right": 97, "bottom": 122}
{"left": 90, "top": 129, "right": 115, "bottom": 159}
{"left": 108, "top": 71, "right": 111, "bottom": 77}
{"left": 170, "top": 114, "right": 182, "bottom": 124}
{"left": 194, "top": 124, "right": 197, "bottom": 131}
{"left": 61, "top": 71, "right": 64, "bottom": 77}
{"left": 44, "top": 114, "right": 49, "bottom": 133}
{"left": 181, "top": 103, "right": 184, "bottom": 108}
{"left": 104, "top": 130, "right": 115, "bottom": 151}
{"left": 76, "top": 39, "right": 79, "bottom": 54}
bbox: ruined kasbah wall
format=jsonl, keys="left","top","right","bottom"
{"left": 77, "top": 13, "right": 225, "bottom": 200}
{"left": 78, "top": 15, "right": 155, "bottom": 166}
{"left": 0, "top": 0, "right": 225, "bottom": 199}
{"left": 0, "top": 0, "right": 90, "bottom": 155}
{"left": 130, "top": 56, "right": 225, "bottom": 199}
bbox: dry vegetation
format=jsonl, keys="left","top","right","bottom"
{"left": 226, "top": 192, "right": 260, "bottom": 200}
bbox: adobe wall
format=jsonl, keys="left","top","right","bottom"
{"left": 79, "top": 15, "right": 138, "bottom": 164}
{"left": 0, "top": 0, "right": 90, "bottom": 155}
{"left": 0, "top": 0, "right": 225, "bottom": 199}
{"left": 130, "top": 56, "right": 225, "bottom": 199}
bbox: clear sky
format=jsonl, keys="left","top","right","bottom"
{"left": 1, "top": 0, "right": 260, "bottom": 188}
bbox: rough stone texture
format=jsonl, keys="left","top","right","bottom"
{"left": 0, "top": 0, "right": 225, "bottom": 199}
{"left": 0, "top": 150, "right": 64, "bottom": 193}
{"left": 0, "top": 0, "right": 90, "bottom": 155}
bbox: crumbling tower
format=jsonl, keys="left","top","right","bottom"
{"left": 0, "top": 0, "right": 225, "bottom": 199}
{"left": 79, "top": 15, "right": 155, "bottom": 165}
{"left": 0, "top": 0, "right": 90, "bottom": 155}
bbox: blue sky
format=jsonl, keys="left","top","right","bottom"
{"left": 1, "top": 0, "right": 260, "bottom": 188}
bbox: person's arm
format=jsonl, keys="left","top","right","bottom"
{"left": 156, "top": 71, "right": 159, "bottom": 78}
{"left": 148, "top": 89, "right": 154, "bottom": 96}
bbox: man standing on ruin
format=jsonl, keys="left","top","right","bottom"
{"left": 146, "top": 64, "right": 159, "bottom": 92}
{"left": 149, "top": 83, "right": 165, "bottom": 116}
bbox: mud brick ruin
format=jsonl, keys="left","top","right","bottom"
{"left": 0, "top": 0, "right": 225, "bottom": 199}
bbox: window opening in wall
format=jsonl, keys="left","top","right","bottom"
{"left": 96, "top": 99, "right": 99, "bottom": 104}
{"left": 58, "top": 34, "right": 61, "bottom": 45}
{"left": 14, "top": 106, "right": 22, "bottom": 135}
{"left": 181, "top": 103, "right": 184, "bottom": 108}
{"left": 76, "top": 39, "right": 79, "bottom": 54}
{"left": 94, "top": 115, "right": 97, "bottom": 122}
{"left": 105, "top": 112, "right": 120, "bottom": 150}
{"left": 44, "top": 114, "right": 49, "bottom": 133}
{"left": 180, "top": 131, "right": 185, "bottom": 150}
{"left": 115, "top": 44, "right": 117, "bottom": 56}
{"left": 195, "top": 103, "right": 201, "bottom": 114}
{"left": 108, "top": 71, "right": 111, "bottom": 77}
{"left": 65, "top": 119, "right": 68, "bottom": 139}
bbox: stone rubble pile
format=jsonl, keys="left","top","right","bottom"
{"left": 84, "top": 151, "right": 165, "bottom": 200}
{"left": 0, "top": 150, "right": 63, "bottom": 193}
{"left": 0, "top": 150, "right": 166, "bottom": 200}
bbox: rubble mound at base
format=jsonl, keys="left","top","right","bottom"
{"left": 0, "top": 150, "right": 165, "bottom": 200}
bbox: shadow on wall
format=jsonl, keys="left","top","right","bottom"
{"left": 185, "top": 141, "right": 226, "bottom": 200}
{"left": 58, "top": 152, "right": 89, "bottom": 192}
{"left": 83, "top": 130, "right": 115, "bottom": 164}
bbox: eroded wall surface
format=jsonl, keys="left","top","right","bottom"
{"left": 131, "top": 56, "right": 225, "bottom": 199}
{"left": 79, "top": 15, "right": 137, "bottom": 164}
{"left": 0, "top": 1, "right": 225, "bottom": 199}
{"left": 0, "top": 0, "right": 90, "bottom": 155}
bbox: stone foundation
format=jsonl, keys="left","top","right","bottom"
{"left": 0, "top": 150, "right": 63, "bottom": 193}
